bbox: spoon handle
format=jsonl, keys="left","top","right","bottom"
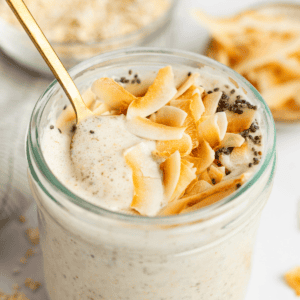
{"left": 6, "top": 0, "right": 92, "bottom": 122}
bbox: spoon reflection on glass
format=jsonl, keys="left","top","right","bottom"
{"left": 6, "top": 0, "right": 93, "bottom": 124}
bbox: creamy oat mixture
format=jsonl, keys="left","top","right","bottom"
{"left": 42, "top": 66, "right": 263, "bottom": 216}
{"left": 0, "top": 0, "right": 171, "bottom": 43}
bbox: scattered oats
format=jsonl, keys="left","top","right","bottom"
{"left": 25, "top": 228, "right": 39, "bottom": 245}
{"left": 18, "top": 216, "right": 26, "bottom": 223}
{"left": 19, "top": 257, "right": 27, "bottom": 265}
{"left": 24, "top": 278, "right": 41, "bottom": 291}
{"left": 0, "top": 289, "right": 30, "bottom": 300}
{"left": 25, "top": 248, "right": 35, "bottom": 259}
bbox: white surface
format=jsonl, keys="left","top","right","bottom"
{"left": 0, "top": 0, "right": 300, "bottom": 299}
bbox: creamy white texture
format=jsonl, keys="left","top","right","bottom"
{"left": 70, "top": 115, "right": 158, "bottom": 211}
{"left": 42, "top": 68, "right": 264, "bottom": 215}
{"left": 33, "top": 65, "right": 274, "bottom": 300}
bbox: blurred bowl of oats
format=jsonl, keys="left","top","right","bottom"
{"left": 193, "top": 2, "right": 300, "bottom": 122}
{"left": 0, "top": 0, "right": 177, "bottom": 75}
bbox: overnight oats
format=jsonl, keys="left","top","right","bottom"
{"left": 26, "top": 49, "right": 276, "bottom": 300}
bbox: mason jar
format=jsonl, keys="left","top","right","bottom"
{"left": 26, "top": 48, "right": 276, "bottom": 300}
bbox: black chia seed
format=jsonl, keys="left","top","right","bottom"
{"left": 215, "top": 147, "right": 234, "bottom": 160}
{"left": 211, "top": 178, "right": 216, "bottom": 185}
{"left": 90, "top": 130, "right": 95, "bottom": 134}
{"left": 71, "top": 125, "right": 77, "bottom": 132}
{"left": 214, "top": 87, "right": 219, "bottom": 92}
{"left": 58, "top": 128, "right": 62, "bottom": 134}
{"left": 236, "top": 183, "right": 242, "bottom": 189}
{"left": 50, "top": 125, "right": 54, "bottom": 129}
{"left": 187, "top": 72, "right": 192, "bottom": 76}
{"left": 63, "top": 105, "right": 67, "bottom": 110}
{"left": 253, "top": 158, "right": 260, "bottom": 165}
{"left": 128, "top": 70, "right": 132, "bottom": 75}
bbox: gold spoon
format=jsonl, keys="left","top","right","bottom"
{"left": 6, "top": 0, "right": 93, "bottom": 124}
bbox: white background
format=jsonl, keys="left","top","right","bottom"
{"left": 0, "top": 0, "right": 300, "bottom": 299}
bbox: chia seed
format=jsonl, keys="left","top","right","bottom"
{"left": 90, "top": 130, "right": 95, "bottom": 134}
{"left": 215, "top": 147, "right": 234, "bottom": 160}
{"left": 50, "top": 125, "right": 54, "bottom": 129}
{"left": 253, "top": 158, "right": 260, "bottom": 165}
{"left": 71, "top": 125, "right": 77, "bottom": 132}
{"left": 187, "top": 72, "right": 192, "bottom": 76}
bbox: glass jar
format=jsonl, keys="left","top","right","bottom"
{"left": 26, "top": 48, "right": 276, "bottom": 300}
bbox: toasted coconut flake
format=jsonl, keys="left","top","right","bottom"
{"left": 93, "top": 103, "right": 111, "bottom": 116}
{"left": 173, "top": 73, "right": 200, "bottom": 100}
{"left": 217, "top": 166, "right": 226, "bottom": 175}
{"left": 185, "top": 178, "right": 198, "bottom": 194}
{"left": 149, "top": 113, "right": 157, "bottom": 122}
{"left": 226, "top": 109, "right": 256, "bottom": 133}
{"left": 219, "top": 142, "right": 252, "bottom": 171}
{"left": 190, "top": 93, "right": 205, "bottom": 121}
{"left": 170, "top": 98, "right": 199, "bottom": 148}
{"left": 92, "top": 78, "right": 137, "bottom": 112}
{"left": 126, "top": 116, "right": 186, "bottom": 141}
{"left": 202, "top": 91, "right": 222, "bottom": 116}
{"left": 124, "top": 143, "right": 164, "bottom": 216}
{"left": 160, "top": 151, "right": 181, "bottom": 202}
{"left": 91, "top": 99, "right": 103, "bottom": 111}
{"left": 155, "top": 133, "right": 192, "bottom": 157}
{"left": 198, "top": 169, "right": 212, "bottom": 184}
{"left": 56, "top": 89, "right": 95, "bottom": 129}
{"left": 169, "top": 160, "right": 197, "bottom": 203}
{"left": 155, "top": 106, "right": 187, "bottom": 127}
{"left": 127, "top": 66, "right": 177, "bottom": 119}
{"left": 187, "top": 141, "right": 215, "bottom": 174}
{"left": 178, "top": 84, "right": 204, "bottom": 100}
{"left": 218, "top": 133, "right": 245, "bottom": 148}
{"left": 185, "top": 180, "right": 212, "bottom": 197}
{"left": 217, "top": 112, "right": 228, "bottom": 140}
{"left": 261, "top": 80, "right": 300, "bottom": 109}
{"left": 159, "top": 174, "right": 246, "bottom": 215}
{"left": 208, "top": 165, "right": 224, "bottom": 184}
{"left": 197, "top": 112, "right": 228, "bottom": 148}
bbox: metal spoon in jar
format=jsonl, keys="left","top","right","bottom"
{"left": 6, "top": 0, "right": 93, "bottom": 124}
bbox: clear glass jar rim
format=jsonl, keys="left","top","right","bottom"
{"left": 27, "top": 47, "right": 276, "bottom": 226}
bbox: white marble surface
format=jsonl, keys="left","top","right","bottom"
{"left": 0, "top": 0, "right": 300, "bottom": 299}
